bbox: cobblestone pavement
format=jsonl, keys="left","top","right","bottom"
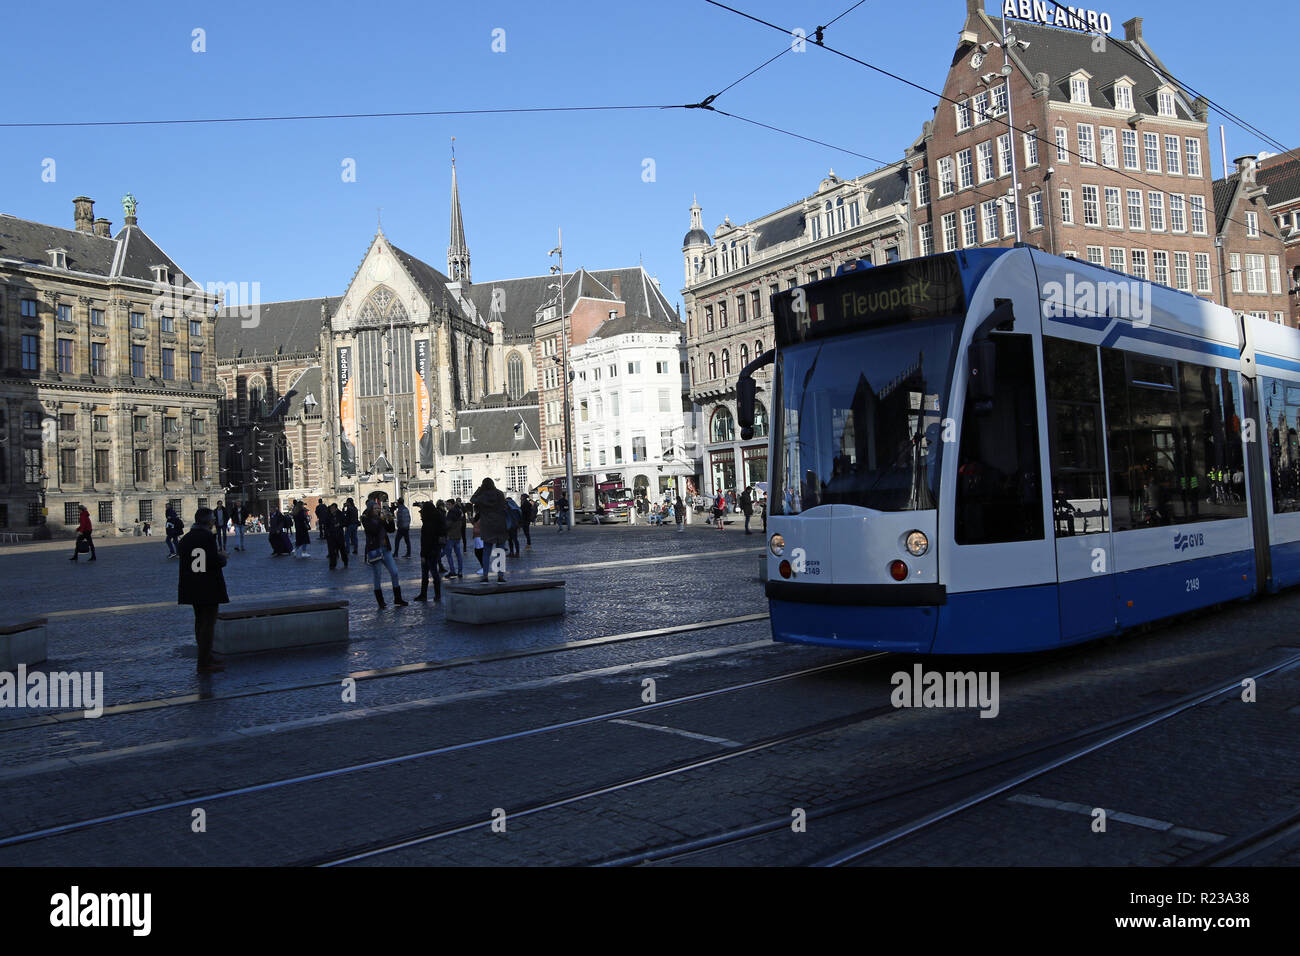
{"left": 1, "top": 523, "right": 1297, "bottom": 867}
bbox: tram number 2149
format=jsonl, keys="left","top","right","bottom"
{"left": 1185, "top": 577, "right": 1200, "bottom": 592}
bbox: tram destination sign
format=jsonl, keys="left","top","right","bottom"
{"left": 773, "top": 254, "right": 966, "bottom": 346}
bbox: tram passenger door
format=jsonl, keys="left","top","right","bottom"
{"left": 1045, "top": 338, "right": 1117, "bottom": 642}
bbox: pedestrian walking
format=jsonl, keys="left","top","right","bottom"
{"left": 314, "top": 500, "right": 327, "bottom": 541}
{"left": 556, "top": 493, "right": 569, "bottom": 532}
{"left": 230, "top": 502, "right": 246, "bottom": 551}
{"left": 292, "top": 501, "right": 311, "bottom": 558}
{"left": 212, "top": 501, "right": 227, "bottom": 550}
{"left": 343, "top": 497, "right": 360, "bottom": 555}
{"left": 164, "top": 506, "right": 184, "bottom": 557}
{"left": 413, "top": 501, "right": 445, "bottom": 603}
{"left": 740, "top": 485, "right": 754, "bottom": 535}
{"left": 471, "top": 477, "right": 509, "bottom": 583}
{"left": 675, "top": 495, "right": 685, "bottom": 533}
{"left": 325, "top": 503, "right": 349, "bottom": 570}
{"left": 177, "top": 507, "right": 229, "bottom": 674}
{"left": 69, "top": 505, "right": 97, "bottom": 561}
{"left": 443, "top": 500, "right": 465, "bottom": 578}
{"left": 520, "top": 493, "right": 534, "bottom": 549}
{"left": 361, "top": 497, "right": 407, "bottom": 607}
{"left": 394, "top": 499, "right": 412, "bottom": 557}
{"left": 505, "top": 496, "right": 522, "bottom": 557}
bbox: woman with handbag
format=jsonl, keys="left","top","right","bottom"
{"left": 69, "top": 505, "right": 97, "bottom": 562}
{"left": 361, "top": 497, "right": 407, "bottom": 607}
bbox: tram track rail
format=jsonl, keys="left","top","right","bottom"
{"left": 589, "top": 648, "right": 1300, "bottom": 866}
{"left": 0, "top": 612, "right": 772, "bottom": 732}
{"left": 0, "top": 651, "right": 888, "bottom": 853}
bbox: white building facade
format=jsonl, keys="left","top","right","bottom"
{"left": 569, "top": 311, "right": 695, "bottom": 501}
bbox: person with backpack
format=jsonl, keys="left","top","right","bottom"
{"left": 505, "top": 496, "right": 522, "bottom": 557}
{"left": 164, "top": 506, "right": 184, "bottom": 558}
{"left": 362, "top": 497, "right": 406, "bottom": 607}
{"left": 413, "top": 501, "right": 446, "bottom": 603}
{"left": 177, "top": 507, "right": 229, "bottom": 674}
{"left": 69, "top": 505, "right": 97, "bottom": 562}
{"left": 470, "top": 477, "right": 509, "bottom": 583}
{"left": 393, "top": 499, "right": 412, "bottom": 558}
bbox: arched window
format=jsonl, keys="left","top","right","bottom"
{"left": 482, "top": 349, "right": 490, "bottom": 395}
{"left": 755, "top": 339, "right": 763, "bottom": 356}
{"left": 507, "top": 352, "right": 525, "bottom": 399}
{"left": 836, "top": 197, "right": 846, "bottom": 232}
{"left": 739, "top": 343, "right": 750, "bottom": 366}
{"left": 690, "top": 357, "right": 696, "bottom": 384}
{"left": 707, "top": 353, "right": 717, "bottom": 380}
{"left": 721, "top": 349, "right": 731, "bottom": 376}
{"left": 825, "top": 200, "right": 834, "bottom": 235}
{"left": 465, "top": 341, "right": 474, "bottom": 400}
{"left": 752, "top": 400, "right": 769, "bottom": 438}
{"left": 247, "top": 376, "right": 265, "bottom": 420}
{"left": 710, "top": 406, "right": 735, "bottom": 443}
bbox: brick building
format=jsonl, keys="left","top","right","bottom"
{"left": 0, "top": 195, "right": 220, "bottom": 535}
{"left": 1255, "top": 149, "right": 1300, "bottom": 325}
{"left": 1213, "top": 155, "right": 1291, "bottom": 323}
{"left": 681, "top": 164, "right": 910, "bottom": 497}
{"left": 909, "top": 2, "right": 1226, "bottom": 303}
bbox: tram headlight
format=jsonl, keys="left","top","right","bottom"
{"left": 769, "top": 533, "right": 785, "bottom": 557}
{"left": 904, "top": 530, "right": 929, "bottom": 557}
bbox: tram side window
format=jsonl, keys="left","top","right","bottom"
{"left": 1044, "top": 337, "right": 1109, "bottom": 536}
{"left": 955, "top": 334, "right": 1044, "bottom": 544}
{"left": 1261, "top": 377, "right": 1300, "bottom": 513}
{"left": 1101, "top": 348, "right": 1246, "bottom": 530}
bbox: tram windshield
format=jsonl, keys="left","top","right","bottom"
{"left": 772, "top": 319, "right": 960, "bottom": 515}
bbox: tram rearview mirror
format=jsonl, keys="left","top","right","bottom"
{"left": 738, "top": 376, "right": 757, "bottom": 440}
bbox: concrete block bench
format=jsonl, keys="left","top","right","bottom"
{"left": 214, "top": 600, "right": 349, "bottom": 654}
{"left": 0, "top": 619, "right": 48, "bottom": 669}
{"left": 445, "top": 580, "right": 565, "bottom": 624}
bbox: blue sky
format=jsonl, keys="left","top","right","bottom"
{"left": 4, "top": 0, "right": 1295, "bottom": 314}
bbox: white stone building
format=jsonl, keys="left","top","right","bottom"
{"left": 569, "top": 311, "right": 695, "bottom": 502}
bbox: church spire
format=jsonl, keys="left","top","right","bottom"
{"left": 448, "top": 139, "right": 471, "bottom": 284}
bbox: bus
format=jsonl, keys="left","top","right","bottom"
{"left": 737, "top": 246, "right": 1300, "bottom": 654}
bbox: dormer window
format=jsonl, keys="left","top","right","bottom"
{"left": 47, "top": 249, "right": 68, "bottom": 269}
{"left": 1157, "top": 90, "right": 1176, "bottom": 117}
{"left": 1069, "top": 74, "right": 1090, "bottom": 105}
{"left": 1114, "top": 82, "right": 1133, "bottom": 112}
{"left": 513, "top": 422, "right": 524, "bottom": 440}
{"left": 460, "top": 427, "right": 471, "bottom": 443}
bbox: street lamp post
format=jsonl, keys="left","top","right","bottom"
{"left": 550, "top": 231, "right": 576, "bottom": 529}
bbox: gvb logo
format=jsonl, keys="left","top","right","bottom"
{"left": 1173, "top": 532, "right": 1205, "bottom": 553}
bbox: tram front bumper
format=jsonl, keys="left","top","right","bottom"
{"left": 767, "top": 582, "right": 943, "bottom": 653}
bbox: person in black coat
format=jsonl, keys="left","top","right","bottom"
{"left": 413, "top": 501, "right": 446, "bottom": 602}
{"left": 177, "top": 508, "right": 230, "bottom": 673}
{"left": 212, "top": 502, "right": 227, "bottom": 550}
{"left": 324, "top": 503, "right": 349, "bottom": 570}
{"left": 343, "top": 498, "right": 360, "bottom": 554}
{"left": 292, "top": 502, "right": 311, "bottom": 558}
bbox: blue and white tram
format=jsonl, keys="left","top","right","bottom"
{"left": 737, "top": 246, "right": 1300, "bottom": 654}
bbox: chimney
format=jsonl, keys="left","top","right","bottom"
{"left": 1122, "top": 17, "right": 1143, "bottom": 42}
{"left": 965, "top": 0, "right": 982, "bottom": 17}
{"left": 1235, "top": 155, "right": 1259, "bottom": 185}
{"left": 73, "top": 196, "right": 94, "bottom": 233}
{"left": 93, "top": 218, "right": 112, "bottom": 238}
{"left": 611, "top": 273, "right": 622, "bottom": 299}
{"left": 609, "top": 310, "right": 618, "bottom": 320}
